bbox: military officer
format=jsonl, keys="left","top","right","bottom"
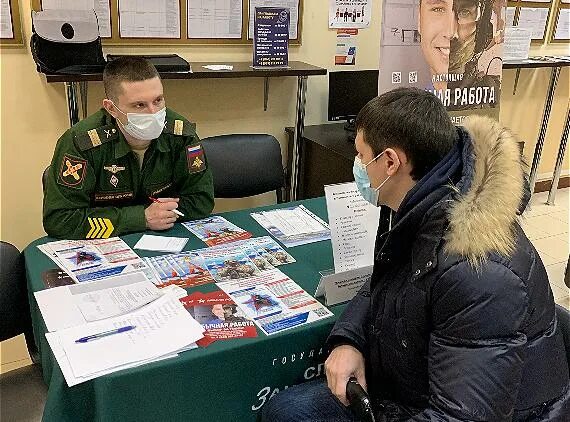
{"left": 43, "top": 57, "right": 214, "bottom": 239}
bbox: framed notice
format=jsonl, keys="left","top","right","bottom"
{"left": 552, "top": 7, "right": 570, "bottom": 41}
{"left": 0, "top": 0, "right": 24, "bottom": 46}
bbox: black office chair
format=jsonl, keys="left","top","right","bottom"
{"left": 201, "top": 134, "right": 285, "bottom": 203}
{"left": 0, "top": 241, "right": 47, "bottom": 421}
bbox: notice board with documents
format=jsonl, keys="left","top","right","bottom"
{"left": 32, "top": 0, "right": 304, "bottom": 45}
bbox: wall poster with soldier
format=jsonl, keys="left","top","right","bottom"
{"left": 378, "top": 0, "right": 506, "bottom": 122}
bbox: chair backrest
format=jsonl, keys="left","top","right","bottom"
{"left": 201, "top": 134, "right": 285, "bottom": 202}
{"left": 0, "top": 242, "right": 35, "bottom": 351}
{"left": 556, "top": 304, "right": 570, "bottom": 367}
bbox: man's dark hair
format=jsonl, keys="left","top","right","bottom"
{"left": 355, "top": 88, "right": 457, "bottom": 180}
{"left": 103, "top": 57, "right": 160, "bottom": 101}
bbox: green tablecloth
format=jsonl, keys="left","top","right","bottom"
{"left": 25, "top": 198, "right": 347, "bottom": 422}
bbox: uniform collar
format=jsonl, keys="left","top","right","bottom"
{"left": 103, "top": 110, "right": 171, "bottom": 158}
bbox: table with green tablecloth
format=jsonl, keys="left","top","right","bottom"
{"left": 25, "top": 198, "right": 347, "bottom": 422}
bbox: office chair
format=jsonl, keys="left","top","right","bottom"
{"left": 0, "top": 241, "right": 47, "bottom": 421}
{"left": 201, "top": 134, "right": 285, "bottom": 203}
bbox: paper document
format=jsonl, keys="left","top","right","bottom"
{"left": 203, "top": 65, "right": 234, "bottom": 70}
{"left": 517, "top": 8, "right": 549, "bottom": 39}
{"left": 46, "top": 333, "right": 185, "bottom": 387}
{"left": 329, "top": 0, "right": 371, "bottom": 29}
{"left": 143, "top": 236, "right": 295, "bottom": 288}
{"left": 503, "top": 28, "right": 532, "bottom": 61}
{"left": 187, "top": 0, "right": 242, "bottom": 39}
{"left": 119, "top": 0, "right": 180, "bottom": 38}
{"left": 38, "top": 237, "right": 150, "bottom": 283}
{"left": 0, "top": 0, "right": 13, "bottom": 38}
{"left": 218, "top": 269, "right": 333, "bottom": 335}
{"left": 182, "top": 216, "right": 252, "bottom": 246}
{"left": 555, "top": 9, "right": 570, "bottom": 40}
{"left": 251, "top": 205, "right": 331, "bottom": 247}
{"left": 134, "top": 235, "right": 189, "bottom": 253}
{"left": 42, "top": 0, "right": 112, "bottom": 37}
{"left": 35, "top": 272, "right": 161, "bottom": 331}
{"left": 325, "top": 182, "right": 380, "bottom": 273}
{"left": 56, "top": 291, "right": 203, "bottom": 378}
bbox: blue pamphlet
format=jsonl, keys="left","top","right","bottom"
{"left": 253, "top": 7, "right": 289, "bottom": 68}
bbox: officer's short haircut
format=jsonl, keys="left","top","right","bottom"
{"left": 103, "top": 57, "right": 160, "bottom": 101}
{"left": 355, "top": 88, "right": 457, "bottom": 180}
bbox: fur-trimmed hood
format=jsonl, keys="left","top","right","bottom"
{"left": 445, "top": 115, "right": 527, "bottom": 264}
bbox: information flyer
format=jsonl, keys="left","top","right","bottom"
{"left": 218, "top": 269, "right": 333, "bottom": 335}
{"left": 253, "top": 7, "right": 289, "bottom": 68}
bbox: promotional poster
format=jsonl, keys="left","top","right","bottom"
{"left": 378, "top": 0, "right": 506, "bottom": 122}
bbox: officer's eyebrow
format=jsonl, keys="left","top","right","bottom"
{"left": 424, "top": 0, "right": 448, "bottom": 5}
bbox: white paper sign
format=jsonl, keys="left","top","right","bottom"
{"left": 329, "top": 0, "right": 371, "bottom": 29}
{"left": 315, "top": 266, "right": 372, "bottom": 306}
{"left": 325, "top": 182, "right": 380, "bottom": 273}
{"left": 503, "top": 27, "right": 532, "bottom": 61}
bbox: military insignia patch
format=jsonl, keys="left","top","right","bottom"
{"left": 187, "top": 144, "right": 206, "bottom": 174}
{"left": 58, "top": 154, "right": 87, "bottom": 189}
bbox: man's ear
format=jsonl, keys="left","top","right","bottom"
{"left": 102, "top": 99, "right": 117, "bottom": 118}
{"left": 384, "top": 148, "right": 403, "bottom": 176}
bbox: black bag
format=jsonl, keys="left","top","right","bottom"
{"left": 30, "top": 9, "right": 106, "bottom": 74}
{"left": 106, "top": 54, "right": 190, "bottom": 73}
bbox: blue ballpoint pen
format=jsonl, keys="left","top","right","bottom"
{"left": 75, "top": 325, "right": 136, "bottom": 343}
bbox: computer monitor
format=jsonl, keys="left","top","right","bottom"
{"left": 328, "top": 70, "right": 379, "bottom": 132}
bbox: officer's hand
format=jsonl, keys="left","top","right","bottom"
{"left": 325, "top": 344, "right": 367, "bottom": 406}
{"left": 145, "top": 198, "right": 180, "bottom": 231}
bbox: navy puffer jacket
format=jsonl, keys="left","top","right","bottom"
{"left": 328, "top": 116, "right": 569, "bottom": 421}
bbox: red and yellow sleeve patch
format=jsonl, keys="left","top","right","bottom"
{"left": 57, "top": 154, "right": 87, "bottom": 189}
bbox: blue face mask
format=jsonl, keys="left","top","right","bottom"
{"left": 353, "top": 152, "right": 391, "bottom": 206}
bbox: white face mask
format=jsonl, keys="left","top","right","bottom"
{"left": 112, "top": 102, "right": 166, "bottom": 141}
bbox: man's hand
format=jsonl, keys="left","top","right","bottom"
{"left": 145, "top": 198, "right": 180, "bottom": 231}
{"left": 325, "top": 344, "right": 367, "bottom": 406}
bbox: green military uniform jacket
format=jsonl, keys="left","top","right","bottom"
{"left": 43, "top": 108, "right": 214, "bottom": 239}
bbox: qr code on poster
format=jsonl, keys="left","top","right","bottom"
{"left": 392, "top": 72, "right": 401, "bottom": 84}
{"left": 409, "top": 71, "right": 417, "bottom": 84}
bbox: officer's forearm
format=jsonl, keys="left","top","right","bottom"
{"left": 178, "top": 192, "right": 214, "bottom": 221}
{"left": 43, "top": 205, "right": 146, "bottom": 239}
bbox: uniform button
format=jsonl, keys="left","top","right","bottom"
{"left": 401, "top": 340, "right": 408, "bottom": 348}
{"left": 425, "top": 261, "right": 433, "bottom": 268}
{"left": 414, "top": 269, "right": 421, "bottom": 276}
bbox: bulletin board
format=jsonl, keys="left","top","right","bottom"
{"left": 31, "top": 0, "right": 303, "bottom": 46}
{"left": 507, "top": 0, "right": 554, "bottom": 43}
{"left": 0, "top": 0, "right": 24, "bottom": 47}
{"left": 551, "top": 0, "right": 570, "bottom": 42}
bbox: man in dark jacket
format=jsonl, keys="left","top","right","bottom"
{"left": 261, "top": 88, "right": 569, "bottom": 421}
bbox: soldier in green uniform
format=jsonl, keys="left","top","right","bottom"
{"left": 43, "top": 57, "right": 214, "bottom": 239}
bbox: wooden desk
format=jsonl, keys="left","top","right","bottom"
{"left": 41, "top": 61, "right": 327, "bottom": 202}
{"left": 285, "top": 123, "right": 356, "bottom": 200}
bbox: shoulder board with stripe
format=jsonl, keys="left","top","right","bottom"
{"left": 74, "top": 125, "right": 119, "bottom": 152}
{"left": 163, "top": 118, "right": 195, "bottom": 137}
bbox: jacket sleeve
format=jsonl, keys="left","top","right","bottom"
{"left": 326, "top": 277, "right": 371, "bottom": 354}
{"left": 405, "top": 260, "right": 529, "bottom": 421}
{"left": 174, "top": 133, "right": 214, "bottom": 221}
{"left": 43, "top": 133, "right": 146, "bottom": 239}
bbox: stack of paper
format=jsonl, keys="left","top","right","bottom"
{"left": 46, "top": 290, "right": 203, "bottom": 386}
{"left": 35, "top": 272, "right": 163, "bottom": 331}
{"left": 251, "top": 205, "right": 331, "bottom": 247}
{"left": 134, "top": 234, "right": 189, "bottom": 253}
